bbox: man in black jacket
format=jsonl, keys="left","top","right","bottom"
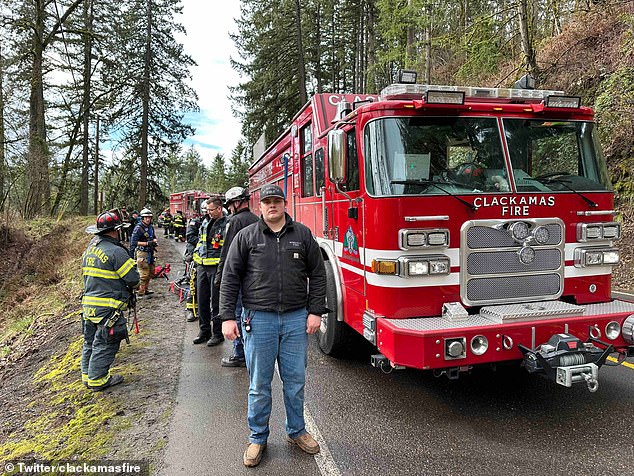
{"left": 214, "top": 186, "right": 258, "bottom": 367}
{"left": 220, "top": 184, "right": 327, "bottom": 467}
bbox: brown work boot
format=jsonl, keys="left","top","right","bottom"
{"left": 243, "top": 443, "right": 266, "bottom": 467}
{"left": 287, "top": 432, "right": 320, "bottom": 454}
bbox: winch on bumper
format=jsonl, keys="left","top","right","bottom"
{"left": 519, "top": 334, "right": 612, "bottom": 392}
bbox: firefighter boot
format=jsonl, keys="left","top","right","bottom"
{"left": 90, "top": 374, "right": 124, "bottom": 392}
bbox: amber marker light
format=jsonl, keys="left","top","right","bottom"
{"left": 371, "top": 259, "right": 398, "bottom": 275}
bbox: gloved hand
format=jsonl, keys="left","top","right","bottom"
{"left": 213, "top": 273, "right": 221, "bottom": 289}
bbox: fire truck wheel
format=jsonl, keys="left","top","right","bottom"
{"left": 318, "top": 262, "right": 354, "bottom": 357}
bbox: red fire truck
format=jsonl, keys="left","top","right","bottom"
{"left": 248, "top": 72, "right": 634, "bottom": 391}
{"left": 169, "top": 190, "right": 211, "bottom": 219}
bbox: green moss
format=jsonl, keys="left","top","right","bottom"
{"left": 0, "top": 338, "right": 126, "bottom": 461}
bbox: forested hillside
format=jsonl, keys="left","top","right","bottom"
{"left": 0, "top": 0, "right": 633, "bottom": 217}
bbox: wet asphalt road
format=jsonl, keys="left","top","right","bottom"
{"left": 161, "top": 236, "right": 634, "bottom": 475}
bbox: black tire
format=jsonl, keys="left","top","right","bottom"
{"left": 318, "top": 262, "right": 356, "bottom": 357}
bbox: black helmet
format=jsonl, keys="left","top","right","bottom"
{"left": 86, "top": 210, "right": 124, "bottom": 234}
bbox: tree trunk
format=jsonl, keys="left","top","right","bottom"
{"left": 94, "top": 115, "right": 100, "bottom": 214}
{"left": 0, "top": 43, "right": 5, "bottom": 211}
{"left": 366, "top": 1, "right": 376, "bottom": 92}
{"left": 406, "top": 0, "right": 415, "bottom": 67}
{"left": 518, "top": 0, "right": 539, "bottom": 76}
{"left": 27, "top": 1, "right": 51, "bottom": 218}
{"left": 140, "top": 0, "right": 152, "bottom": 208}
{"left": 26, "top": 0, "right": 84, "bottom": 218}
{"left": 424, "top": 3, "right": 432, "bottom": 84}
{"left": 80, "top": 0, "right": 94, "bottom": 215}
{"left": 293, "top": 0, "right": 307, "bottom": 105}
{"left": 315, "top": 1, "right": 322, "bottom": 93}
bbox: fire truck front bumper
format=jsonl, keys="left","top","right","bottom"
{"left": 366, "top": 300, "right": 634, "bottom": 377}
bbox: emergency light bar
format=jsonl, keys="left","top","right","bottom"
{"left": 545, "top": 95, "right": 581, "bottom": 108}
{"left": 380, "top": 83, "right": 565, "bottom": 102}
{"left": 425, "top": 90, "right": 465, "bottom": 105}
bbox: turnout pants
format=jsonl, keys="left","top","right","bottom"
{"left": 81, "top": 317, "right": 122, "bottom": 388}
{"left": 136, "top": 250, "right": 153, "bottom": 293}
{"left": 196, "top": 264, "right": 221, "bottom": 337}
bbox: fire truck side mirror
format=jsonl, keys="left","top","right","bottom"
{"left": 327, "top": 129, "right": 346, "bottom": 183}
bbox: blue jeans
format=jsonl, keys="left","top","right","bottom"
{"left": 242, "top": 308, "right": 309, "bottom": 444}
{"left": 232, "top": 291, "right": 244, "bottom": 359}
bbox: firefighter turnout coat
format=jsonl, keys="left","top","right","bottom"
{"left": 81, "top": 235, "right": 140, "bottom": 322}
{"left": 193, "top": 215, "right": 227, "bottom": 266}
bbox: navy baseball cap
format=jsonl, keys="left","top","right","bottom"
{"left": 259, "top": 184, "right": 285, "bottom": 200}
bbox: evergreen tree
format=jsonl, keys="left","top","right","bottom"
{"left": 103, "top": 0, "right": 198, "bottom": 210}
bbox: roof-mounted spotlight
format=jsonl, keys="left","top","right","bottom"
{"left": 397, "top": 69, "right": 418, "bottom": 84}
{"left": 514, "top": 73, "right": 536, "bottom": 90}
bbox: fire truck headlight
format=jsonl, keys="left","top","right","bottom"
{"left": 518, "top": 246, "right": 536, "bottom": 265}
{"left": 407, "top": 260, "right": 429, "bottom": 276}
{"left": 509, "top": 221, "right": 530, "bottom": 242}
{"left": 407, "top": 233, "right": 426, "bottom": 247}
{"left": 605, "top": 321, "right": 621, "bottom": 341}
{"left": 427, "top": 231, "right": 449, "bottom": 246}
{"left": 602, "top": 223, "right": 621, "bottom": 240}
{"left": 372, "top": 259, "right": 398, "bottom": 275}
{"left": 577, "top": 222, "right": 620, "bottom": 241}
{"left": 429, "top": 258, "right": 450, "bottom": 274}
{"left": 574, "top": 247, "right": 619, "bottom": 267}
{"left": 533, "top": 226, "right": 550, "bottom": 244}
{"left": 470, "top": 335, "right": 488, "bottom": 355}
{"left": 602, "top": 249, "right": 620, "bottom": 265}
{"left": 585, "top": 250, "right": 603, "bottom": 265}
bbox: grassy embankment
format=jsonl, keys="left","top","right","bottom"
{"left": 0, "top": 216, "right": 136, "bottom": 462}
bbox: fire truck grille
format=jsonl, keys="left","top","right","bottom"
{"left": 467, "top": 274, "right": 562, "bottom": 302}
{"left": 467, "top": 249, "right": 562, "bottom": 275}
{"left": 461, "top": 219, "right": 565, "bottom": 306}
{"left": 467, "top": 223, "right": 562, "bottom": 248}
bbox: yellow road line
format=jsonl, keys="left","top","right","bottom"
{"left": 607, "top": 355, "right": 634, "bottom": 369}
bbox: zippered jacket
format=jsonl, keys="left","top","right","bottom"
{"left": 193, "top": 215, "right": 227, "bottom": 266}
{"left": 215, "top": 207, "right": 258, "bottom": 287}
{"left": 81, "top": 235, "right": 140, "bottom": 323}
{"left": 219, "top": 213, "right": 328, "bottom": 320}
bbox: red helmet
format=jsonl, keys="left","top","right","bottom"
{"left": 90, "top": 210, "right": 123, "bottom": 234}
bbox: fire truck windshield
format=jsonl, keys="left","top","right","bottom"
{"left": 365, "top": 116, "right": 507, "bottom": 196}
{"left": 503, "top": 119, "right": 611, "bottom": 192}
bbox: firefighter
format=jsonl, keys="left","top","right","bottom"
{"left": 219, "top": 184, "right": 327, "bottom": 466}
{"left": 82, "top": 211, "right": 140, "bottom": 391}
{"left": 192, "top": 197, "right": 226, "bottom": 346}
{"left": 130, "top": 208, "right": 158, "bottom": 296}
{"left": 119, "top": 206, "right": 130, "bottom": 242}
{"left": 184, "top": 203, "right": 206, "bottom": 322}
{"left": 173, "top": 210, "right": 186, "bottom": 242}
{"left": 163, "top": 209, "right": 173, "bottom": 238}
{"left": 214, "top": 186, "right": 258, "bottom": 367}
{"left": 127, "top": 210, "right": 139, "bottom": 242}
